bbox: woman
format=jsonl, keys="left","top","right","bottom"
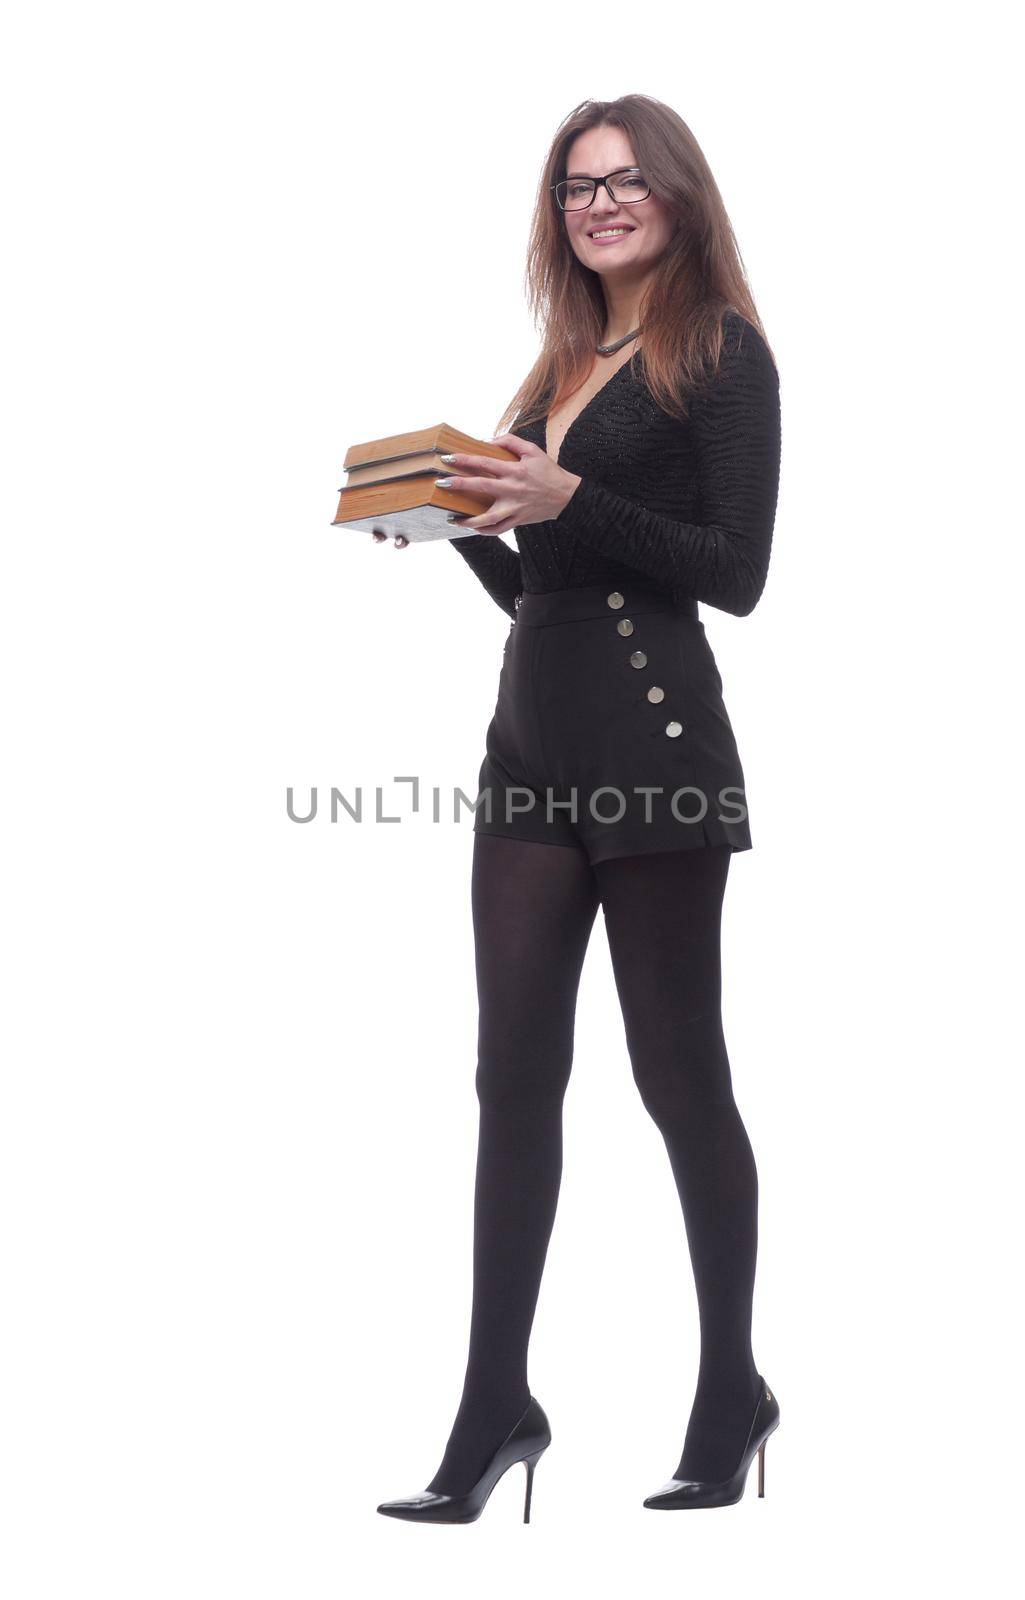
{"left": 373, "top": 93, "right": 782, "bottom": 1522}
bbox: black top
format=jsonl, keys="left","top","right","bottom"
{"left": 450, "top": 310, "right": 781, "bottom": 620}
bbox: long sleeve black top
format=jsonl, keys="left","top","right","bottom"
{"left": 450, "top": 311, "right": 781, "bottom": 620}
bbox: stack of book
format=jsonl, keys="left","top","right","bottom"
{"left": 331, "top": 423, "right": 516, "bottom": 542}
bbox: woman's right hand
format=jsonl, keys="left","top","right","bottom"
{"left": 371, "top": 528, "right": 410, "bottom": 549}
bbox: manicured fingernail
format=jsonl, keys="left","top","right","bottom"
{"left": 446, "top": 513, "right": 465, "bottom": 523}
{"left": 434, "top": 476, "right": 453, "bottom": 487}
{"left": 439, "top": 453, "right": 456, "bottom": 463}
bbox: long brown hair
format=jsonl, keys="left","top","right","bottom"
{"left": 498, "top": 93, "right": 775, "bottom": 433}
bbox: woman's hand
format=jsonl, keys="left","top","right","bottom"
{"left": 434, "top": 434, "right": 582, "bottom": 536}
{"left": 371, "top": 529, "right": 410, "bottom": 548}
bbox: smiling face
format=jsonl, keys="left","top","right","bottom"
{"left": 559, "top": 124, "right": 678, "bottom": 282}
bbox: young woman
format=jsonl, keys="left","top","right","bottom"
{"left": 373, "top": 93, "right": 782, "bottom": 1523}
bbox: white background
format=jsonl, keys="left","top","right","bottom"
{"left": 2, "top": 2, "right": 1022, "bottom": 1594}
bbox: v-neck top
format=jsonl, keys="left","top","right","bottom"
{"left": 544, "top": 349, "right": 637, "bottom": 467}
{"left": 450, "top": 311, "right": 781, "bottom": 619}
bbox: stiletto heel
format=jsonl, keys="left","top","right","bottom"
{"left": 522, "top": 1447, "right": 545, "bottom": 1522}
{"left": 643, "top": 1376, "right": 780, "bottom": 1510}
{"left": 377, "top": 1396, "right": 552, "bottom": 1524}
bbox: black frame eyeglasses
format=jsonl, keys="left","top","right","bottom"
{"left": 551, "top": 167, "right": 652, "bottom": 212}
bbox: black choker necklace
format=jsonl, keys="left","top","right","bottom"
{"left": 597, "top": 326, "right": 641, "bottom": 355}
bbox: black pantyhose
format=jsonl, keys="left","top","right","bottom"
{"left": 424, "top": 833, "right": 761, "bottom": 1496}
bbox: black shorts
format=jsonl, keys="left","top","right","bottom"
{"left": 472, "top": 580, "right": 753, "bottom": 864}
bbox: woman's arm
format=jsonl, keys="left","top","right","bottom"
{"left": 551, "top": 316, "right": 781, "bottom": 617}
{"left": 449, "top": 532, "right": 523, "bottom": 619}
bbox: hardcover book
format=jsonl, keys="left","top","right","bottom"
{"left": 332, "top": 423, "right": 516, "bottom": 542}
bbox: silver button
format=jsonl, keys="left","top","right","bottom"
{"left": 647, "top": 685, "right": 665, "bottom": 703}
{"left": 629, "top": 650, "right": 647, "bottom": 669}
{"left": 616, "top": 618, "right": 634, "bottom": 636}
{"left": 606, "top": 590, "right": 624, "bottom": 609}
{"left": 665, "top": 720, "right": 684, "bottom": 737}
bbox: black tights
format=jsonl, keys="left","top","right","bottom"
{"left": 424, "top": 833, "right": 761, "bottom": 1496}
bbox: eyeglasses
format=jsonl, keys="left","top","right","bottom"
{"left": 551, "top": 167, "right": 652, "bottom": 212}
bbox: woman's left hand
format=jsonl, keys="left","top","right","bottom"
{"left": 435, "top": 434, "right": 582, "bottom": 535}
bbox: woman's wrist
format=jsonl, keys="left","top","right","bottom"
{"left": 554, "top": 469, "right": 583, "bottom": 516}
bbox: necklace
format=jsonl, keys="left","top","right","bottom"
{"left": 596, "top": 326, "right": 641, "bottom": 355}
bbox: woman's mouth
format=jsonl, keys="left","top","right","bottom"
{"left": 588, "top": 225, "right": 634, "bottom": 243}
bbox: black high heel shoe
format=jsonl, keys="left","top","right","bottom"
{"left": 376, "top": 1396, "right": 552, "bottom": 1524}
{"left": 643, "top": 1377, "right": 779, "bottom": 1510}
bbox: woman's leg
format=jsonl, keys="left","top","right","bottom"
{"left": 425, "top": 831, "right": 601, "bottom": 1497}
{"left": 593, "top": 844, "right": 761, "bottom": 1483}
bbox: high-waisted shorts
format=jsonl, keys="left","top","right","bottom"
{"left": 472, "top": 580, "right": 752, "bottom": 864}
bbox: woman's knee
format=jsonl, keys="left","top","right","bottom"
{"left": 627, "top": 1012, "right": 734, "bottom": 1126}
{"left": 474, "top": 1021, "right": 574, "bottom": 1110}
